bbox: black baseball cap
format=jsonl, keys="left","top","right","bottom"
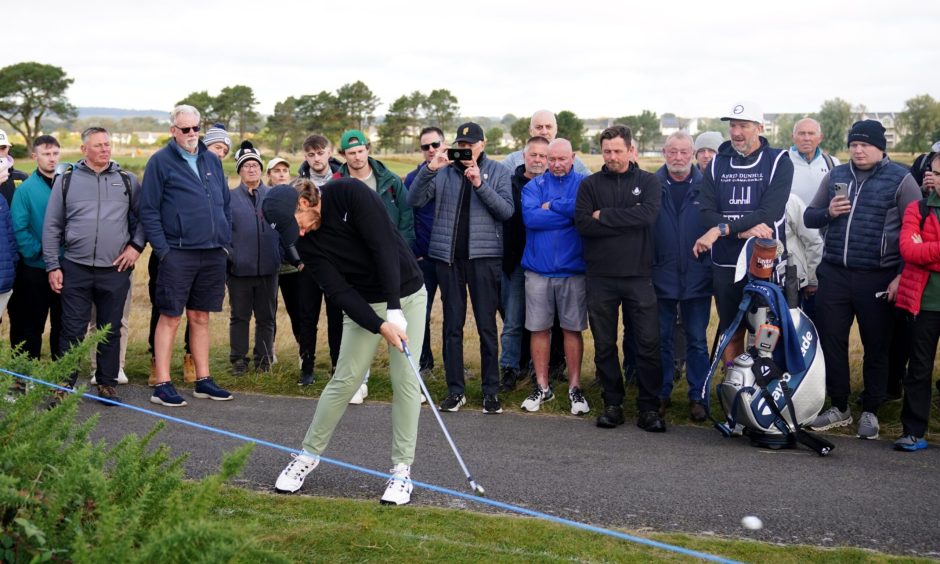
{"left": 454, "top": 122, "right": 484, "bottom": 144}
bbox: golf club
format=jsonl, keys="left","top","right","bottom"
{"left": 401, "top": 342, "right": 486, "bottom": 497}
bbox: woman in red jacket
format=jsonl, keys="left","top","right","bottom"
{"left": 894, "top": 153, "right": 940, "bottom": 452}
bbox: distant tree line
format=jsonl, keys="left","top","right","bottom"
{"left": 2, "top": 61, "right": 939, "bottom": 157}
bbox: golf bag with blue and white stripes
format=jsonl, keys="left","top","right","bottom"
{"left": 701, "top": 239, "right": 834, "bottom": 456}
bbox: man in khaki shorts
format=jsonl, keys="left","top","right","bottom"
{"left": 518, "top": 139, "right": 590, "bottom": 415}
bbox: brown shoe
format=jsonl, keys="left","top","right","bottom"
{"left": 96, "top": 385, "right": 122, "bottom": 406}
{"left": 689, "top": 401, "right": 707, "bottom": 422}
{"left": 148, "top": 356, "right": 158, "bottom": 387}
{"left": 183, "top": 353, "right": 197, "bottom": 383}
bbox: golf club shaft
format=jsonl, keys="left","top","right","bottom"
{"left": 402, "top": 342, "right": 482, "bottom": 492}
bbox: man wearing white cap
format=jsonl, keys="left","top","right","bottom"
{"left": 693, "top": 101, "right": 793, "bottom": 364}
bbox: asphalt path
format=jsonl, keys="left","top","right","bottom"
{"left": 79, "top": 385, "right": 939, "bottom": 558}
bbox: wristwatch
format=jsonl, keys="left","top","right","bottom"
{"left": 717, "top": 223, "right": 730, "bottom": 237}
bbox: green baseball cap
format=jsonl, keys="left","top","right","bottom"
{"left": 340, "top": 129, "right": 368, "bottom": 151}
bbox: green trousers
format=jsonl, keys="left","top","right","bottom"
{"left": 302, "top": 287, "right": 428, "bottom": 465}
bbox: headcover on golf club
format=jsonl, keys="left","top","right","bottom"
{"left": 261, "top": 184, "right": 302, "bottom": 267}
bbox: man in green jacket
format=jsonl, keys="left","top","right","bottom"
{"left": 9, "top": 135, "right": 63, "bottom": 360}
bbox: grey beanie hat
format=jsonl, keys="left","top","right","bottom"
{"left": 694, "top": 131, "right": 723, "bottom": 154}
{"left": 204, "top": 123, "right": 232, "bottom": 150}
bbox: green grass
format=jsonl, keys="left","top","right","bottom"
{"left": 210, "top": 486, "right": 927, "bottom": 563}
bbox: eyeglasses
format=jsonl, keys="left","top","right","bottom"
{"left": 174, "top": 125, "right": 201, "bottom": 134}
{"left": 420, "top": 141, "right": 442, "bottom": 151}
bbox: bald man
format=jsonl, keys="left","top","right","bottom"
{"left": 786, "top": 117, "right": 839, "bottom": 320}
{"left": 502, "top": 110, "right": 591, "bottom": 176}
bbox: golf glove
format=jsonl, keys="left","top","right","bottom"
{"left": 387, "top": 309, "right": 407, "bottom": 333}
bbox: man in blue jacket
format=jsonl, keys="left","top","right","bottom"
{"left": 652, "top": 132, "right": 712, "bottom": 422}
{"left": 140, "top": 105, "right": 233, "bottom": 407}
{"left": 519, "top": 139, "right": 590, "bottom": 416}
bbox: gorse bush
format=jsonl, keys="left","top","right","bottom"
{"left": 0, "top": 336, "right": 287, "bottom": 563}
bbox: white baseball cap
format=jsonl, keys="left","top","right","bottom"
{"left": 721, "top": 101, "right": 763, "bottom": 124}
{"left": 0, "top": 129, "right": 10, "bottom": 148}
{"left": 266, "top": 157, "right": 290, "bottom": 173}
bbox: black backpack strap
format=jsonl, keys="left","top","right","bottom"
{"left": 117, "top": 170, "right": 132, "bottom": 198}
{"left": 60, "top": 166, "right": 74, "bottom": 205}
{"left": 918, "top": 198, "right": 930, "bottom": 232}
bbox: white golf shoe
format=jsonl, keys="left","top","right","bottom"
{"left": 274, "top": 452, "right": 320, "bottom": 493}
{"left": 380, "top": 463, "right": 413, "bottom": 505}
{"left": 349, "top": 383, "right": 369, "bottom": 405}
{"left": 90, "top": 368, "right": 128, "bottom": 385}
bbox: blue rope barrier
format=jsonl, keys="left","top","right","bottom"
{"left": 1, "top": 366, "right": 739, "bottom": 563}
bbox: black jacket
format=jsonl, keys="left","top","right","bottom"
{"left": 575, "top": 162, "right": 661, "bottom": 277}
{"left": 295, "top": 178, "right": 423, "bottom": 333}
{"left": 502, "top": 164, "right": 529, "bottom": 275}
{"left": 1, "top": 168, "right": 28, "bottom": 206}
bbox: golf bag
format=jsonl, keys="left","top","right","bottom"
{"left": 701, "top": 238, "right": 834, "bottom": 456}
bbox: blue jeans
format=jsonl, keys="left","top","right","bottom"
{"left": 657, "top": 296, "right": 711, "bottom": 402}
{"left": 499, "top": 265, "right": 525, "bottom": 370}
{"left": 418, "top": 257, "right": 440, "bottom": 370}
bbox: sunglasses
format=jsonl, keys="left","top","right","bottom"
{"left": 420, "top": 141, "right": 442, "bottom": 151}
{"left": 174, "top": 125, "right": 201, "bottom": 134}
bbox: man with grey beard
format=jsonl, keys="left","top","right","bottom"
{"left": 140, "top": 105, "right": 233, "bottom": 407}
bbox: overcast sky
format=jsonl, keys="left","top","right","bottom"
{"left": 4, "top": 0, "right": 937, "bottom": 121}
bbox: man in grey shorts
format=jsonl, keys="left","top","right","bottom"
{"left": 518, "top": 139, "right": 590, "bottom": 415}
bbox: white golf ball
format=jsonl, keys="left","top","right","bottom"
{"left": 741, "top": 515, "right": 763, "bottom": 530}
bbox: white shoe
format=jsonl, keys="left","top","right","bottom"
{"left": 568, "top": 387, "right": 589, "bottom": 415}
{"left": 521, "top": 387, "right": 554, "bottom": 412}
{"left": 274, "top": 452, "right": 320, "bottom": 493}
{"left": 349, "top": 383, "right": 368, "bottom": 405}
{"left": 420, "top": 394, "right": 427, "bottom": 404}
{"left": 90, "top": 369, "right": 128, "bottom": 385}
{"left": 380, "top": 463, "right": 413, "bottom": 505}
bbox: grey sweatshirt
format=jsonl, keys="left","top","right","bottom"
{"left": 43, "top": 160, "right": 145, "bottom": 271}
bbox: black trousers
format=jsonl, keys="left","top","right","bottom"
{"left": 815, "top": 262, "right": 896, "bottom": 414}
{"left": 59, "top": 259, "right": 130, "bottom": 387}
{"left": 148, "top": 252, "right": 189, "bottom": 354}
{"left": 278, "top": 268, "right": 342, "bottom": 368}
{"left": 227, "top": 273, "right": 279, "bottom": 365}
{"left": 901, "top": 310, "right": 940, "bottom": 437}
{"left": 8, "top": 263, "right": 63, "bottom": 360}
{"left": 586, "top": 275, "right": 661, "bottom": 413}
{"left": 438, "top": 258, "right": 501, "bottom": 396}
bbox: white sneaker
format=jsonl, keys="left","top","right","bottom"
{"left": 568, "top": 387, "right": 590, "bottom": 415}
{"left": 90, "top": 369, "right": 129, "bottom": 385}
{"left": 521, "top": 387, "right": 554, "bottom": 412}
{"left": 349, "top": 383, "right": 368, "bottom": 405}
{"left": 420, "top": 393, "right": 427, "bottom": 404}
{"left": 274, "top": 452, "right": 320, "bottom": 493}
{"left": 380, "top": 463, "right": 413, "bottom": 505}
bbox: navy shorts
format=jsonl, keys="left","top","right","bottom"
{"left": 156, "top": 248, "right": 227, "bottom": 316}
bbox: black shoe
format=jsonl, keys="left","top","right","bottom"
{"left": 482, "top": 394, "right": 503, "bottom": 414}
{"left": 439, "top": 393, "right": 466, "bottom": 412}
{"left": 689, "top": 401, "right": 707, "bottom": 422}
{"left": 499, "top": 367, "right": 519, "bottom": 393}
{"left": 298, "top": 371, "right": 315, "bottom": 386}
{"left": 596, "top": 405, "right": 624, "bottom": 428}
{"left": 637, "top": 410, "right": 667, "bottom": 432}
{"left": 231, "top": 359, "right": 249, "bottom": 376}
{"left": 255, "top": 360, "right": 272, "bottom": 373}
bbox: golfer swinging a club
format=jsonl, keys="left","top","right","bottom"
{"left": 267, "top": 177, "right": 427, "bottom": 505}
